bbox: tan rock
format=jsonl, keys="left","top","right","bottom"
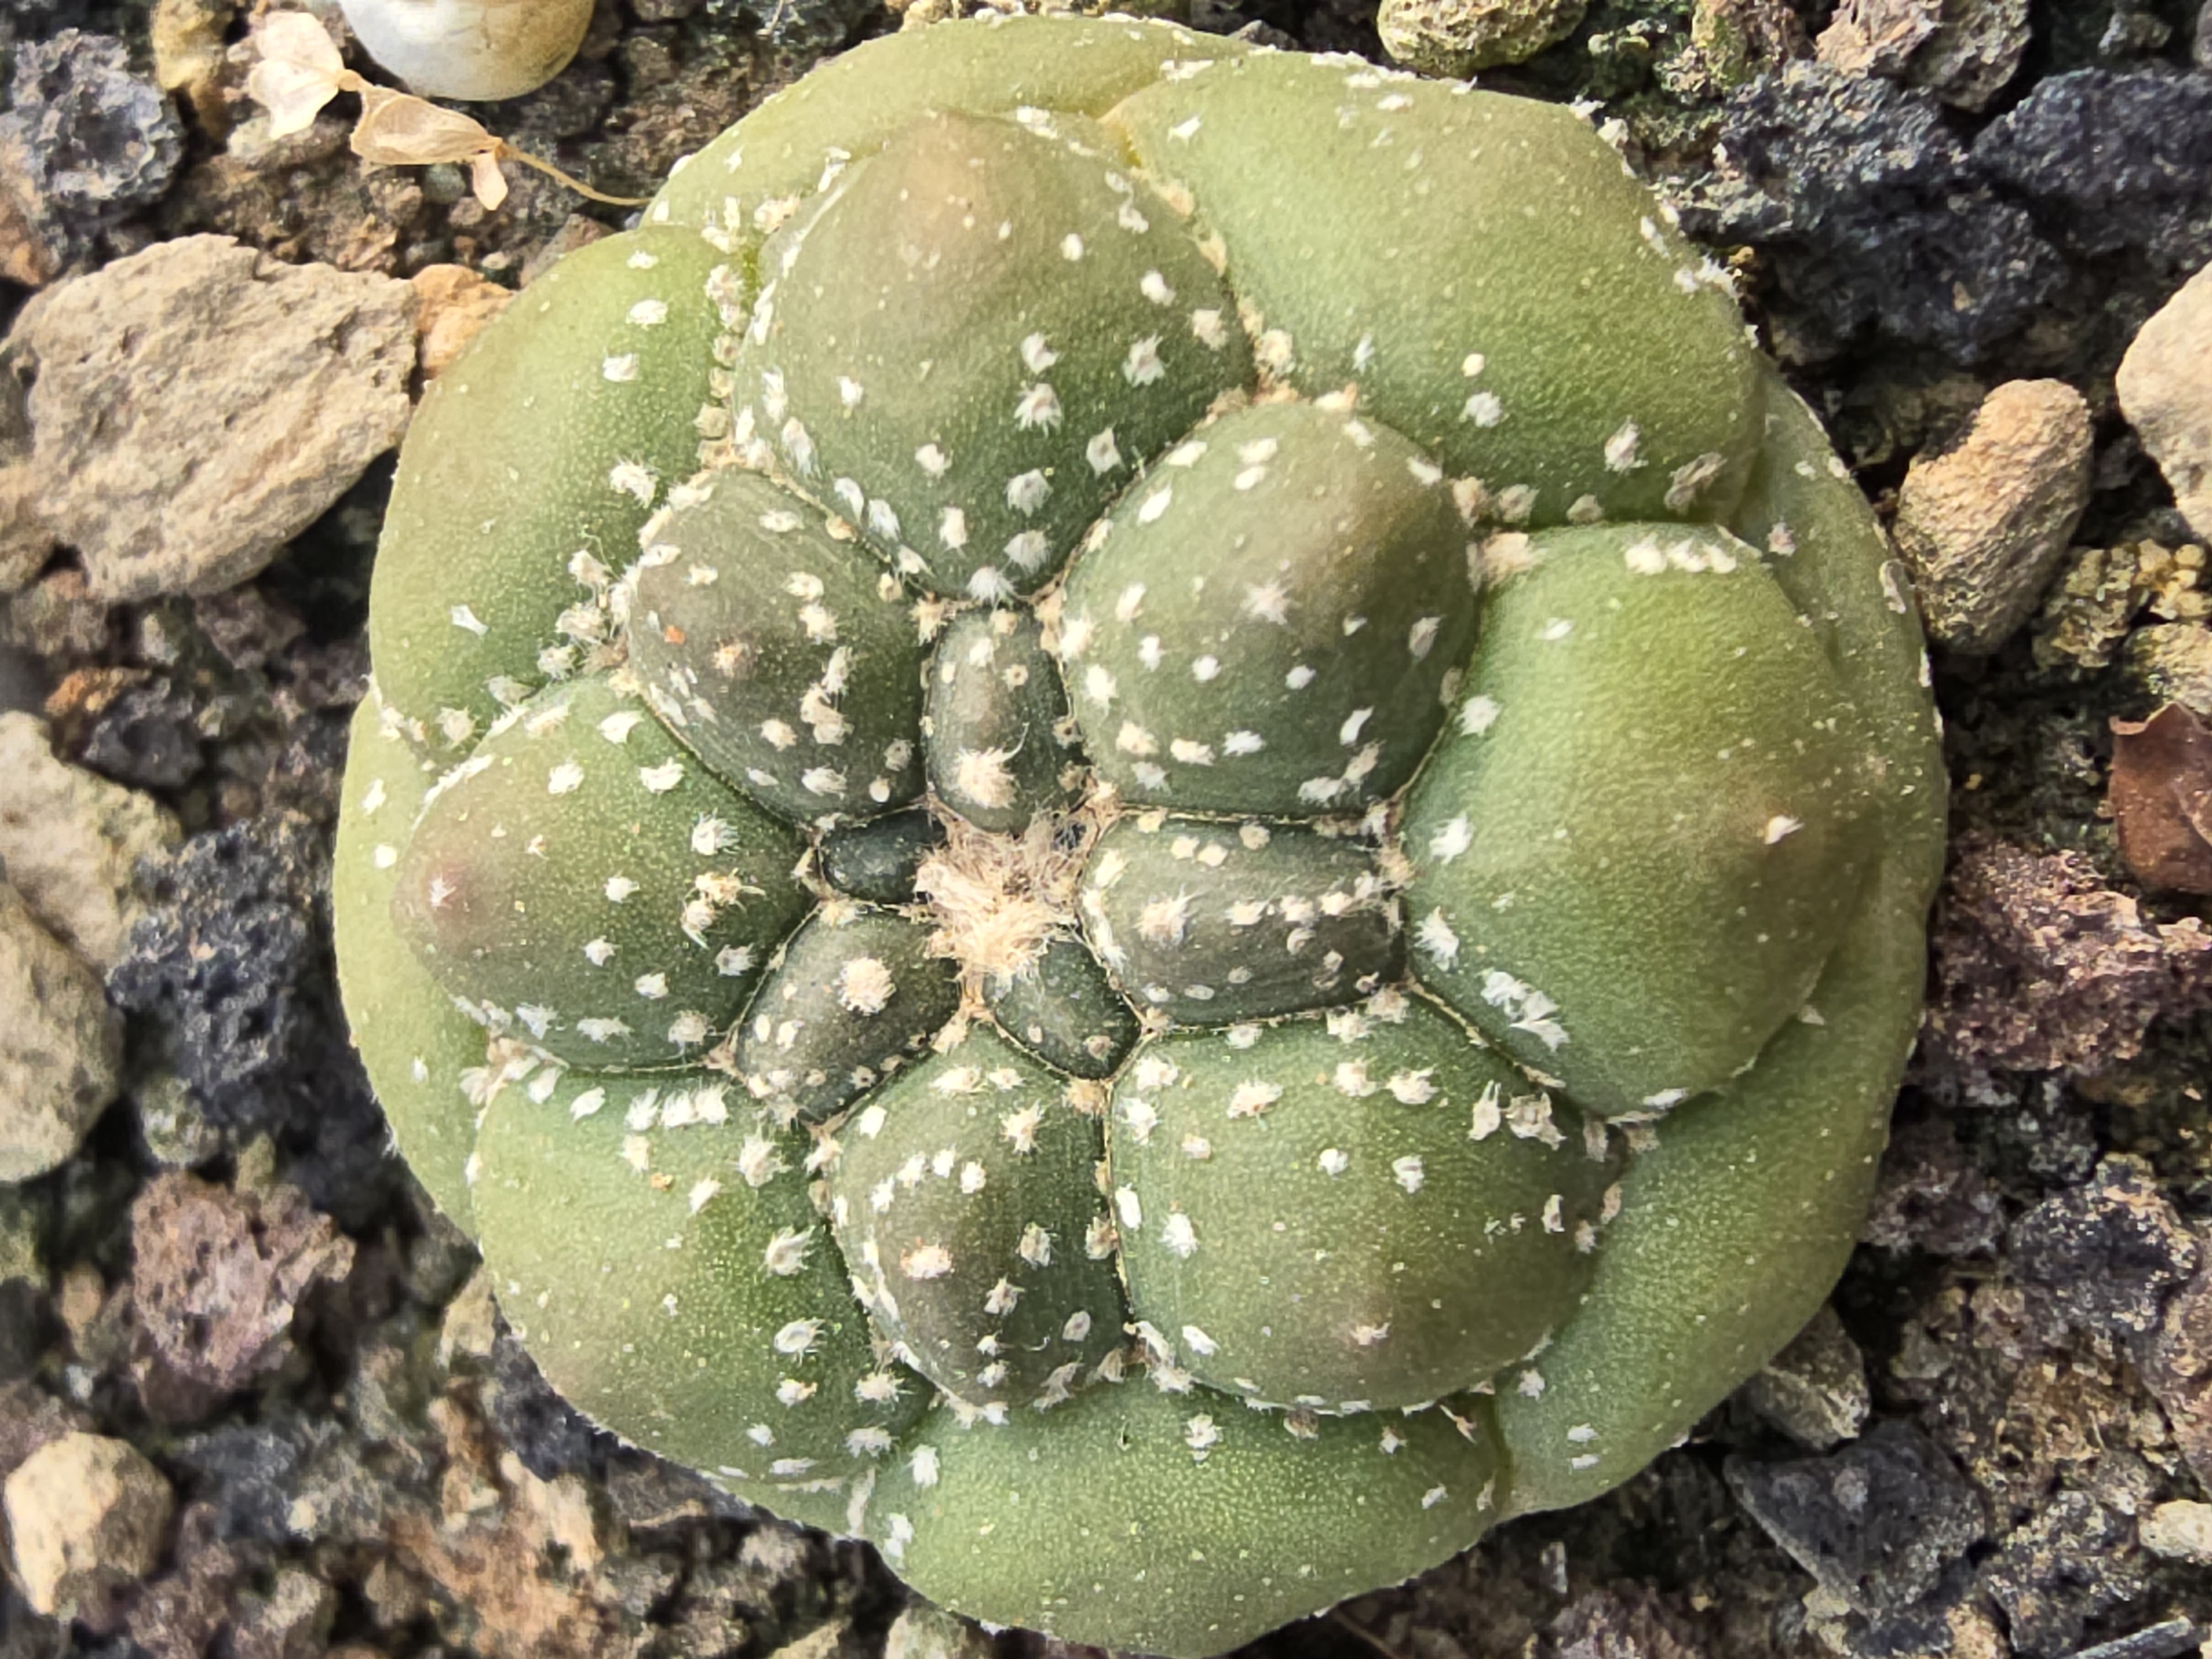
{"left": 2120, "top": 260, "right": 2212, "bottom": 542}
{"left": 2, "top": 1432, "right": 174, "bottom": 1619}
{"left": 1892, "top": 378, "right": 2094, "bottom": 654}
{"left": 0, "top": 883, "right": 121, "bottom": 1184}
{"left": 11, "top": 235, "right": 417, "bottom": 601}
{"left": 0, "top": 712, "right": 180, "bottom": 973}
{"left": 2138, "top": 1499, "right": 2212, "bottom": 1563}
{"left": 411, "top": 264, "right": 513, "bottom": 380}
{"left": 1378, "top": 0, "right": 1587, "bottom": 74}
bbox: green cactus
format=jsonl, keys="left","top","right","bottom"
{"left": 333, "top": 18, "right": 1945, "bottom": 1657}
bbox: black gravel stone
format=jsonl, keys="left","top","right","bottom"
{"left": 77, "top": 677, "right": 205, "bottom": 791}
{"left": 1681, "top": 64, "right": 2067, "bottom": 363}
{"left": 105, "top": 812, "right": 398, "bottom": 1228}
{"left": 2007, "top": 1155, "right": 2200, "bottom": 1341}
{"left": 483, "top": 1319, "right": 618, "bottom": 1485}
{"left": 1975, "top": 69, "right": 2212, "bottom": 275}
{"left": 1724, "top": 1420, "right": 1989, "bottom": 1618}
{"left": 0, "top": 31, "right": 182, "bottom": 234}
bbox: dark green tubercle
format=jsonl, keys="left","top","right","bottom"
{"left": 818, "top": 809, "right": 945, "bottom": 906}
{"left": 1060, "top": 400, "right": 1477, "bottom": 816}
{"left": 335, "top": 18, "right": 1946, "bottom": 1658}
{"left": 1079, "top": 812, "right": 1400, "bottom": 1026}
{"left": 925, "top": 608, "right": 1078, "bottom": 832}
{"left": 826, "top": 1022, "right": 1128, "bottom": 1411}
{"left": 732, "top": 905, "right": 962, "bottom": 1126}
{"left": 984, "top": 932, "right": 1139, "bottom": 1079}
{"left": 1109, "top": 997, "right": 1611, "bottom": 1412}
{"left": 627, "top": 468, "right": 930, "bottom": 830}
{"left": 391, "top": 673, "right": 811, "bottom": 1071}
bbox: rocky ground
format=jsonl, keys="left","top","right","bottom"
{"left": 3, "top": 1, "right": 2212, "bottom": 1657}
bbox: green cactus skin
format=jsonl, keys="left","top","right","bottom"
{"left": 333, "top": 18, "right": 1946, "bottom": 1658}
{"left": 818, "top": 809, "right": 946, "bottom": 906}
{"left": 370, "top": 229, "right": 733, "bottom": 750}
{"left": 1061, "top": 400, "right": 1477, "bottom": 815}
{"left": 392, "top": 674, "right": 812, "bottom": 1070}
{"left": 869, "top": 1379, "right": 1504, "bottom": 1659}
{"left": 826, "top": 1022, "right": 1128, "bottom": 1411}
{"left": 983, "top": 930, "right": 1138, "bottom": 1079}
{"left": 925, "top": 608, "right": 1078, "bottom": 833}
{"left": 731, "top": 905, "right": 962, "bottom": 1126}
{"left": 467, "top": 1057, "right": 926, "bottom": 1535}
{"left": 1078, "top": 811, "right": 1402, "bottom": 1026}
{"left": 332, "top": 694, "right": 489, "bottom": 1229}
{"left": 627, "top": 469, "right": 930, "bottom": 828}
{"left": 1399, "top": 521, "right": 1879, "bottom": 1116}
{"left": 1108, "top": 995, "right": 1612, "bottom": 1412}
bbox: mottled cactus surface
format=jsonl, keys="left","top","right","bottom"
{"left": 333, "top": 19, "right": 1946, "bottom": 1656}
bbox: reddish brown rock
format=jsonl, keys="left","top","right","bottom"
{"left": 129, "top": 1172, "right": 354, "bottom": 1394}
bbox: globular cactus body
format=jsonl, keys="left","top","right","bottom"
{"left": 336, "top": 19, "right": 1944, "bottom": 1657}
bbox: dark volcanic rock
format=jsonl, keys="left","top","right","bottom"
{"left": 1976, "top": 70, "right": 2212, "bottom": 275}
{"left": 105, "top": 811, "right": 397, "bottom": 1227}
{"left": 0, "top": 31, "right": 182, "bottom": 253}
{"left": 1724, "top": 1421, "right": 1989, "bottom": 1617}
{"left": 1682, "top": 63, "right": 2065, "bottom": 362}
{"left": 2007, "top": 1155, "right": 2198, "bottom": 1343}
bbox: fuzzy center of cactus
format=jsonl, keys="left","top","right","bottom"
{"left": 909, "top": 802, "right": 1107, "bottom": 993}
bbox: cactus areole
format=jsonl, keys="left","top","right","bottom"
{"left": 334, "top": 19, "right": 1946, "bottom": 1656}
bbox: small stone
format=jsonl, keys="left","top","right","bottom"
{"left": 1818, "top": 0, "right": 2028, "bottom": 110}
{"left": 2119, "top": 260, "right": 2212, "bottom": 542}
{"left": 130, "top": 1171, "right": 356, "bottom": 1392}
{"left": 228, "top": 1566, "right": 338, "bottom": 1659}
{"left": 1892, "top": 379, "right": 2094, "bottom": 654}
{"left": 2, "top": 1431, "right": 175, "bottom": 1620}
{"left": 2138, "top": 1499, "right": 2212, "bottom": 1564}
{"left": 2107, "top": 703, "right": 2212, "bottom": 894}
{"left": 1740, "top": 1304, "right": 1871, "bottom": 1449}
{"left": 1816, "top": 0, "right": 1942, "bottom": 80}
{"left": 1907, "top": 0, "right": 2030, "bottom": 110}
{"left": 0, "top": 881, "right": 121, "bottom": 1184}
{"left": 2033, "top": 541, "right": 2210, "bottom": 674}
{"left": 885, "top": 1603, "right": 997, "bottom": 1659}
{"left": 0, "top": 33, "right": 184, "bottom": 241}
{"left": 11, "top": 235, "right": 417, "bottom": 601}
{"left": 1378, "top": 0, "right": 1588, "bottom": 73}
{"left": 1922, "top": 837, "right": 2212, "bottom": 1079}
{"left": 0, "top": 712, "right": 179, "bottom": 973}
{"left": 411, "top": 264, "right": 513, "bottom": 380}
{"left": 1725, "top": 1420, "right": 1987, "bottom": 1616}
{"left": 2008, "top": 1154, "right": 2198, "bottom": 1342}
{"left": 0, "top": 467, "right": 56, "bottom": 593}
{"left": 2125, "top": 621, "right": 2212, "bottom": 717}
{"left": 150, "top": 0, "right": 237, "bottom": 131}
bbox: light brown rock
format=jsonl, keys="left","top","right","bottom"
{"left": 2120, "top": 260, "right": 2212, "bottom": 542}
{"left": 2139, "top": 1499, "right": 2212, "bottom": 1564}
{"left": 0, "top": 712, "right": 179, "bottom": 972}
{"left": 0, "top": 883, "right": 121, "bottom": 1184}
{"left": 411, "top": 264, "right": 513, "bottom": 380}
{"left": 2, "top": 1431, "right": 174, "bottom": 1619}
{"left": 1378, "top": 0, "right": 1587, "bottom": 72}
{"left": 11, "top": 234, "right": 417, "bottom": 602}
{"left": 1892, "top": 378, "right": 2094, "bottom": 654}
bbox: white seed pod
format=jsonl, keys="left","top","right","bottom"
{"left": 338, "top": 0, "right": 592, "bottom": 101}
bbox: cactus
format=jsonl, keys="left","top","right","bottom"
{"left": 333, "top": 18, "right": 1945, "bottom": 1657}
